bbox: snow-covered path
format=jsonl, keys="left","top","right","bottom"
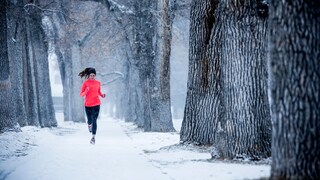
{"left": 0, "top": 113, "right": 271, "bottom": 180}
{"left": 1, "top": 117, "right": 171, "bottom": 180}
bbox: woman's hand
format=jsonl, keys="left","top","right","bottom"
{"left": 102, "top": 94, "right": 106, "bottom": 98}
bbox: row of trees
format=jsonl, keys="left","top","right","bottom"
{"left": 0, "top": 0, "right": 57, "bottom": 131}
{"left": 182, "top": 0, "right": 271, "bottom": 158}
{"left": 181, "top": 0, "right": 319, "bottom": 179}
{"left": 0, "top": 0, "right": 319, "bottom": 178}
{"left": 49, "top": 0, "right": 177, "bottom": 131}
{"left": 0, "top": 0, "right": 173, "bottom": 132}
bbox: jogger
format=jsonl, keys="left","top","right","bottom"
{"left": 79, "top": 67, "right": 106, "bottom": 144}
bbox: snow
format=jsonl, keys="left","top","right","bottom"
{"left": 0, "top": 113, "right": 270, "bottom": 180}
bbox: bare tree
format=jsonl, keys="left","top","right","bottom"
{"left": 269, "top": 1, "right": 320, "bottom": 178}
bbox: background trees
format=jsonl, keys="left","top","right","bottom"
{"left": 269, "top": 0, "right": 320, "bottom": 178}
{"left": 40, "top": 0, "right": 177, "bottom": 131}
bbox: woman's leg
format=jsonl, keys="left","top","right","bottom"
{"left": 85, "top": 106, "right": 93, "bottom": 125}
{"left": 91, "top": 105, "right": 100, "bottom": 135}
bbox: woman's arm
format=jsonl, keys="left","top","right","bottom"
{"left": 80, "top": 82, "right": 89, "bottom": 97}
{"left": 98, "top": 85, "right": 106, "bottom": 98}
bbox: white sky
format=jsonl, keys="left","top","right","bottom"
{"left": 0, "top": 113, "right": 270, "bottom": 180}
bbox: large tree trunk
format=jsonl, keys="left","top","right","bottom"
{"left": 180, "top": 0, "right": 220, "bottom": 144}
{"left": 146, "top": 0, "right": 175, "bottom": 132}
{"left": 0, "top": 0, "right": 19, "bottom": 131}
{"left": 132, "top": 0, "right": 175, "bottom": 132}
{"left": 133, "top": 0, "right": 155, "bottom": 130}
{"left": 181, "top": 0, "right": 271, "bottom": 159}
{"left": 25, "top": 4, "right": 57, "bottom": 127}
{"left": 216, "top": 0, "right": 271, "bottom": 159}
{"left": 0, "top": 1, "right": 10, "bottom": 85}
{"left": 269, "top": 1, "right": 320, "bottom": 179}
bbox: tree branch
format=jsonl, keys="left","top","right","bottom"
{"left": 23, "top": 3, "right": 77, "bottom": 22}
{"left": 107, "top": 0, "right": 134, "bottom": 14}
{"left": 99, "top": 71, "right": 124, "bottom": 77}
{"left": 101, "top": 76, "right": 124, "bottom": 86}
{"left": 24, "top": 3, "right": 61, "bottom": 13}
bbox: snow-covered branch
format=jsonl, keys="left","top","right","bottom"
{"left": 107, "top": 0, "right": 134, "bottom": 15}
{"left": 99, "top": 71, "right": 124, "bottom": 85}
{"left": 24, "top": 3, "right": 61, "bottom": 14}
{"left": 101, "top": 76, "right": 124, "bottom": 86}
{"left": 23, "top": 3, "right": 77, "bottom": 22}
{"left": 99, "top": 71, "right": 124, "bottom": 78}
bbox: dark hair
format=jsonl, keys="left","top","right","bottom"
{"left": 78, "top": 67, "right": 96, "bottom": 78}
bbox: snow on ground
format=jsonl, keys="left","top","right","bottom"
{"left": 0, "top": 113, "right": 270, "bottom": 180}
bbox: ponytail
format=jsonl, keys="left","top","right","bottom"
{"left": 78, "top": 67, "right": 96, "bottom": 79}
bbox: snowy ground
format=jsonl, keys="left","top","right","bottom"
{"left": 0, "top": 113, "right": 270, "bottom": 180}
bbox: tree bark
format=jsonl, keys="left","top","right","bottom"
{"left": 269, "top": 1, "right": 320, "bottom": 179}
{"left": 181, "top": 0, "right": 271, "bottom": 159}
{"left": 180, "top": 0, "right": 220, "bottom": 144}
{"left": 0, "top": 0, "right": 18, "bottom": 131}
{"left": 216, "top": 0, "right": 271, "bottom": 160}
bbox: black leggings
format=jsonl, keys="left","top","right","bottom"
{"left": 85, "top": 105, "right": 100, "bottom": 135}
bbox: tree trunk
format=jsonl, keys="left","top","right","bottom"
{"left": 71, "top": 44, "right": 86, "bottom": 122}
{"left": 0, "top": 0, "right": 19, "bottom": 131}
{"left": 269, "top": 1, "right": 320, "bottom": 179}
{"left": 146, "top": 0, "right": 175, "bottom": 132}
{"left": 25, "top": 7, "right": 57, "bottom": 127}
{"left": 181, "top": 0, "right": 271, "bottom": 159}
{"left": 216, "top": 0, "right": 271, "bottom": 160}
{"left": 132, "top": 0, "right": 155, "bottom": 130}
{"left": 180, "top": 0, "right": 220, "bottom": 144}
{"left": 132, "top": 0, "right": 175, "bottom": 132}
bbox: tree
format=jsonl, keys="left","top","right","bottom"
{"left": 0, "top": 0, "right": 18, "bottom": 131}
{"left": 269, "top": 1, "right": 320, "bottom": 178}
{"left": 181, "top": 0, "right": 271, "bottom": 159}
{"left": 0, "top": 0, "right": 57, "bottom": 131}
{"left": 48, "top": 0, "right": 85, "bottom": 122}
{"left": 25, "top": 2, "right": 57, "bottom": 127}
{"left": 145, "top": 0, "right": 176, "bottom": 131}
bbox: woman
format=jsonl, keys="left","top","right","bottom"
{"left": 79, "top": 67, "right": 106, "bottom": 145}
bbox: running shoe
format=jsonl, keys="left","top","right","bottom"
{"left": 90, "top": 137, "right": 95, "bottom": 145}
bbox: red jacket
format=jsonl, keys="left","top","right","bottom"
{"left": 80, "top": 79, "right": 104, "bottom": 107}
